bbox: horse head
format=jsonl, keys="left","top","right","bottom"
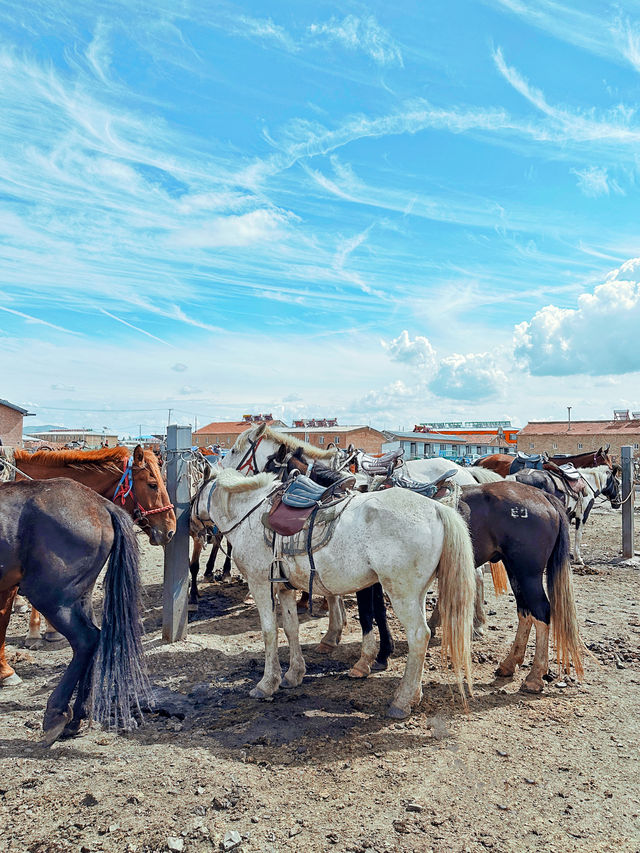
{"left": 596, "top": 444, "right": 613, "bottom": 469}
{"left": 603, "top": 468, "right": 622, "bottom": 509}
{"left": 130, "top": 445, "right": 177, "bottom": 546}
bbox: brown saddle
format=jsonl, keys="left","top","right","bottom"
{"left": 266, "top": 474, "right": 355, "bottom": 536}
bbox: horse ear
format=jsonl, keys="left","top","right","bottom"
{"left": 276, "top": 443, "right": 288, "bottom": 462}
{"left": 254, "top": 423, "right": 267, "bottom": 438}
{"left": 604, "top": 443, "right": 611, "bottom": 453}
{"left": 133, "top": 444, "right": 145, "bottom": 466}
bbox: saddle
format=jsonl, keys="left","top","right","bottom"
{"left": 392, "top": 469, "right": 458, "bottom": 499}
{"left": 509, "top": 451, "right": 548, "bottom": 474}
{"left": 359, "top": 448, "right": 404, "bottom": 476}
{"left": 266, "top": 473, "right": 355, "bottom": 537}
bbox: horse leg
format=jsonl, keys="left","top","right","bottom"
{"left": 386, "top": 592, "right": 430, "bottom": 719}
{"left": 0, "top": 586, "right": 22, "bottom": 686}
{"left": 25, "top": 605, "right": 43, "bottom": 646}
{"left": 473, "top": 566, "right": 487, "bottom": 638}
{"left": 203, "top": 540, "right": 218, "bottom": 580}
{"left": 13, "top": 593, "right": 28, "bottom": 614}
{"left": 297, "top": 591, "right": 309, "bottom": 614}
{"left": 189, "top": 538, "right": 203, "bottom": 610}
{"left": 573, "top": 519, "right": 584, "bottom": 566}
{"left": 220, "top": 541, "right": 232, "bottom": 581}
{"left": 34, "top": 599, "right": 101, "bottom": 746}
{"left": 427, "top": 600, "right": 441, "bottom": 636}
{"left": 350, "top": 586, "right": 377, "bottom": 678}
{"left": 316, "top": 594, "right": 345, "bottom": 653}
{"left": 248, "top": 580, "right": 282, "bottom": 700}
{"left": 496, "top": 612, "right": 533, "bottom": 677}
{"left": 277, "top": 588, "right": 306, "bottom": 688}
{"left": 521, "top": 619, "right": 550, "bottom": 694}
{"left": 60, "top": 594, "right": 100, "bottom": 738}
{"left": 43, "top": 615, "right": 65, "bottom": 643}
{"left": 372, "top": 582, "right": 395, "bottom": 669}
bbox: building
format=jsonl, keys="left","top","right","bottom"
{"left": 279, "top": 424, "right": 386, "bottom": 454}
{"left": 383, "top": 427, "right": 512, "bottom": 460}
{"left": 194, "top": 414, "right": 287, "bottom": 449}
{"left": 27, "top": 428, "right": 118, "bottom": 448}
{"left": 415, "top": 420, "right": 518, "bottom": 448}
{"left": 517, "top": 414, "right": 640, "bottom": 460}
{"left": 0, "top": 399, "right": 35, "bottom": 447}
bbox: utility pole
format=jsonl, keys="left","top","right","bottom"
{"left": 567, "top": 406, "right": 572, "bottom": 432}
{"left": 168, "top": 409, "right": 173, "bottom": 427}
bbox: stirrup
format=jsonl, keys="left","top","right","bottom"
{"left": 270, "top": 558, "right": 289, "bottom": 583}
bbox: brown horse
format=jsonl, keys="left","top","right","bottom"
{"left": 477, "top": 446, "right": 612, "bottom": 477}
{"left": 0, "top": 445, "right": 176, "bottom": 686}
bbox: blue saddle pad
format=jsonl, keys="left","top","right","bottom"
{"left": 282, "top": 474, "right": 328, "bottom": 508}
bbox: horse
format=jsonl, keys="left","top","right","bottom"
{"left": 0, "top": 445, "right": 175, "bottom": 686}
{"left": 0, "top": 479, "right": 150, "bottom": 745}
{"left": 477, "top": 446, "right": 613, "bottom": 477}
{"left": 192, "top": 467, "right": 477, "bottom": 719}
{"left": 513, "top": 465, "right": 621, "bottom": 565}
{"left": 264, "top": 444, "right": 395, "bottom": 674}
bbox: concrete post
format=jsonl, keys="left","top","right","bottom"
{"left": 621, "top": 445, "right": 634, "bottom": 559}
{"left": 163, "top": 424, "right": 192, "bottom": 642}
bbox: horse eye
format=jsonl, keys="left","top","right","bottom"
{"left": 148, "top": 482, "right": 159, "bottom": 490}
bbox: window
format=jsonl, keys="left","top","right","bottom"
{"left": 410, "top": 442, "right": 417, "bottom": 457}
{"left": 577, "top": 443, "right": 583, "bottom": 450}
{"left": 529, "top": 442, "right": 534, "bottom": 449}
{"left": 634, "top": 444, "right": 639, "bottom": 450}
{"left": 552, "top": 442, "right": 558, "bottom": 449}
{"left": 318, "top": 436, "right": 324, "bottom": 445}
{"left": 334, "top": 435, "right": 340, "bottom": 445}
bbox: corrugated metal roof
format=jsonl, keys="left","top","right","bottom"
{"left": 0, "top": 399, "right": 34, "bottom": 416}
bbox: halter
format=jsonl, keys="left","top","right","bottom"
{"left": 235, "top": 434, "right": 265, "bottom": 474}
{"left": 113, "top": 454, "right": 174, "bottom": 523}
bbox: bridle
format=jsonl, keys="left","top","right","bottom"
{"left": 235, "top": 434, "right": 265, "bottom": 475}
{"left": 113, "top": 454, "right": 174, "bottom": 525}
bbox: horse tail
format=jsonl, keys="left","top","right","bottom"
{"left": 468, "top": 466, "right": 503, "bottom": 483}
{"left": 545, "top": 494, "right": 584, "bottom": 679}
{"left": 433, "top": 503, "right": 475, "bottom": 698}
{"left": 92, "top": 506, "right": 150, "bottom": 729}
{"left": 490, "top": 561, "right": 509, "bottom": 595}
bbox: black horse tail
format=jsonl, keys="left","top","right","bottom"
{"left": 92, "top": 505, "right": 151, "bottom": 729}
{"left": 545, "top": 494, "right": 584, "bottom": 679}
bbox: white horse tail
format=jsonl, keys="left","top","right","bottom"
{"left": 468, "top": 466, "right": 503, "bottom": 483}
{"left": 433, "top": 503, "right": 475, "bottom": 697}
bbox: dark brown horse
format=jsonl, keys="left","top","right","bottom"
{"left": 477, "top": 446, "right": 612, "bottom": 477}
{"left": 0, "top": 445, "right": 175, "bottom": 685}
{"left": 0, "top": 479, "right": 150, "bottom": 745}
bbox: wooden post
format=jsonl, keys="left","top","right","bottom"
{"left": 621, "top": 445, "right": 634, "bottom": 559}
{"left": 163, "top": 424, "right": 192, "bottom": 642}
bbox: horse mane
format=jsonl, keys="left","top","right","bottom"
{"left": 215, "top": 468, "right": 276, "bottom": 493}
{"left": 237, "top": 425, "right": 338, "bottom": 461}
{"left": 15, "top": 445, "right": 161, "bottom": 474}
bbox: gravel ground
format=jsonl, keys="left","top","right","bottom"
{"left": 1, "top": 506, "right": 639, "bottom": 853}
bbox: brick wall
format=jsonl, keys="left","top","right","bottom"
{"left": 517, "top": 432, "right": 640, "bottom": 461}
{"left": 292, "top": 427, "right": 385, "bottom": 454}
{"left": 0, "top": 406, "right": 23, "bottom": 447}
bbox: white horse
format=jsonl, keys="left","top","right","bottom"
{"left": 402, "top": 457, "right": 503, "bottom": 486}
{"left": 513, "top": 465, "right": 621, "bottom": 566}
{"left": 193, "top": 467, "right": 476, "bottom": 718}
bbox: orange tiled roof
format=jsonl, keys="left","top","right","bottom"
{"left": 195, "top": 420, "right": 278, "bottom": 435}
{"left": 519, "top": 420, "right": 640, "bottom": 436}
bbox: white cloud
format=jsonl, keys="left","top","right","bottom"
{"left": 382, "top": 330, "right": 436, "bottom": 369}
{"left": 172, "top": 209, "right": 289, "bottom": 249}
{"left": 572, "top": 165, "right": 623, "bottom": 197}
{"left": 309, "top": 15, "right": 403, "bottom": 66}
{"left": 514, "top": 258, "right": 640, "bottom": 375}
{"left": 171, "top": 362, "right": 188, "bottom": 372}
{"left": 429, "top": 353, "right": 507, "bottom": 400}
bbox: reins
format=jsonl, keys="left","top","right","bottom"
{"left": 113, "top": 454, "right": 174, "bottom": 523}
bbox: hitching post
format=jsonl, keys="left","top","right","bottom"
{"left": 621, "top": 445, "right": 634, "bottom": 559}
{"left": 163, "top": 424, "right": 192, "bottom": 642}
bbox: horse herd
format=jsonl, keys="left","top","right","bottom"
{"left": 0, "top": 428, "right": 623, "bottom": 745}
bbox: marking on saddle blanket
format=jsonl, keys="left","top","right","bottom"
{"left": 263, "top": 506, "right": 340, "bottom": 555}
{"left": 510, "top": 506, "right": 528, "bottom": 519}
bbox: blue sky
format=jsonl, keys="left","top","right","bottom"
{"left": 2, "top": 1, "right": 640, "bottom": 435}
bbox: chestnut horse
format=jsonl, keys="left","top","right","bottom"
{"left": 477, "top": 446, "right": 612, "bottom": 477}
{"left": 0, "top": 479, "right": 150, "bottom": 745}
{"left": 0, "top": 445, "right": 175, "bottom": 686}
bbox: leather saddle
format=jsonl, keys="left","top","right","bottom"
{"left": 267, "top": 473, "right": 355, "bottom": 537}
{"left": 359, "top": 448, "right": 405, "bottom": 476}
{"left": 509, "top": 451, "right": 548, "bottom": 474}
{"left": 392, "top": 469, "right": 458, "bottom": 499}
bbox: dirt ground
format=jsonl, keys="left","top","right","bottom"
{"left": 1, "top": 507, "right": 640, "bottom": 853}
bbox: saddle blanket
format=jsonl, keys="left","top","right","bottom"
{"left": 262, "top": 496, "right": 352, "bottom": 556}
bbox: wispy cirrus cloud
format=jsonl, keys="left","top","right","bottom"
{"left": 309, "top": 15, "right": 403, "bottom": 66}
{"left": 571, "top": 165, "right": 623, "bottom": 197}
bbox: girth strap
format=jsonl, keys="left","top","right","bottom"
{"left": 306, "top": 505, "right": 321, "bottom": 615}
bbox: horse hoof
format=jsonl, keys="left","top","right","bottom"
{"left": 473, "top": 627, "right": 485, "bottom": 640}
{"left": 387, "top": 704, "right": 410, "bottom": 720}
{"left": 316, "top": 642, "right": 336, "bottom": 654}
{"left": 13, "top": 604, "right": 29, "bottom": 614}
{"left": 41, "top": 709, "right": 73, "bottom": 747}
{"left": 24, "top": 636, "right": 43, "bottom": 650}
{"left": 60, "top": 719, "right": 88, "bottom": 739}
{"left": 44, "top": 631, "right": 65, "bottom": 644}
{"left": 348, "top": 664, "right": 370, "bottom": 679}
{"left": 520, "top": 680, "right": 544, "bottom": 694}
{"left": 250, "top": 687, "right": 274, "bottom": 701}
{"left": 281, "top": 677, "right": 301, "bottom": 690}
{"left": 371, "top": 660, "right": 388, "bottom": 672}
{"left": 203, "top": 572, "right": 214, "bottom": 582}
{"left": 1, "top": 672, "right": 22, "bottom": 687}
{"left": 495, "top": 666, "right": 514, "bottom": 678}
